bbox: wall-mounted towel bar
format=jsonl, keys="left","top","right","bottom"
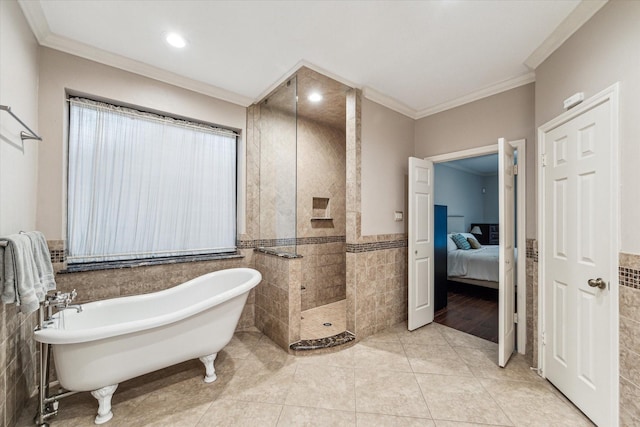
{"left": 0, "top": 104, "right": 43, "bottom": 141}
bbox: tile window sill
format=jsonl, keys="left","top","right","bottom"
{"left": 60, "top": 252, "right": 244, "bottom": 273}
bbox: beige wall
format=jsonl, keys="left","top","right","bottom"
{"left": 36, "top": 48, "right": 247, "bottom": 241}
{"left": 360, "top": 98, "right": 414, "bottom": 236}
{"left": 414, "top": 83, "right": 536, "bottom": 238}
{"left": 535, "top": 0, "right": 640, "bottom": 254}
{"left": 535, "top": 1, "right": 640, "bottom": 424}
{"left": 0, "top": 0, "right": 39, "bottom": 236}
{"left": 0, "top": 2, "right": 41, "bottom": 426}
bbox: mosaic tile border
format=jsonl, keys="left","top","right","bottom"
{"left": 297, "top": 236, "right": 346, "bottom": 245}
{"left": 289, "top": 331, "right": 356, "bottom": 351}
{"left": 50, "top": 249, "right": 65, "bottom": 264}
{"left": 526, "top": 238, "right": 538, "bottom": 262}
{"left": 346, "top": 239, "right": 407, "bottom": 253}
{"left": 619, "top": 267, "right": 640, "bottom": 289}
{"left": 239, "top": 236, "right": 345, "bottom": 249}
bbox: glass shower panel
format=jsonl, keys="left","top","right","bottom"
{"left": 259, "top": 77, "right": 297, "bottom": 255}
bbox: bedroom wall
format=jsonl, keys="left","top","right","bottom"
{"left": 433, "top": 164, "right": 485, "bottom": 232}
{"left": 0, "top": 1, "right": 41, "bottom": 425}
{"left": 433, "top": 164, "right": 499, "bottom": 232}
{"left": 482, "top": 174, "right": 499, "bottom": 222}
{"left": 414, "top": 83, "right": 535, "bottom": 239}
{"left": 535, "top": 1, "right": 640, "bottom": 424}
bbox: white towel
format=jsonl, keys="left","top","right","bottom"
{"left": 1, "top": 232, "right": 56, "bottom": 314}
{"left": 25, "top": 231, "right": 57, "bottom": 293}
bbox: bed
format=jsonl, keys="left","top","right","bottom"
{"left": 446, "top": 232, "right": 516, "bottom": 289}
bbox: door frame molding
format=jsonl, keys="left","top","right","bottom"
{"left": 426, "top": 139, "right": 527, "bottom": 354}
{"left": 537, "top": 83, "right": 619, "bottom": 424}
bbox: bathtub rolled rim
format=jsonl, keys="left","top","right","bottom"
{"left": 34, "top": 268, "right": 261, "bottom": 345}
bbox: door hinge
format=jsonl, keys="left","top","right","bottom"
{"left": 513, "top": 164, "right": 518, "bottom": 176}
{"left": 542, "top": 331, "right": 546, "bottom": 345}
{"left": 541, "top": 154, "right": 547, "bottom": 167}
{"left": 514, "top": 312, "right": 518, "bottom": 323}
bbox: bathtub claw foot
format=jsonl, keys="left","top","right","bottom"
{"left": 199, "top": 353, "right": 218, "bottom": 383}
{"left": 91, "top": 384, "right": 118, "bottom": 424}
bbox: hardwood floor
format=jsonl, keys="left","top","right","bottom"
{"left": 434, "top": 281, "right": 498, "bottom": 343}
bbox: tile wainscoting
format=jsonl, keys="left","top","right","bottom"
{"left": 525, "top": 238, "right": 538, "bottom": 368}
{"left": 619, "top": 252, "right": 640, "bottom": 425}
{"left": 0, "top": 305, "right": 38, "bottom": 427}
{"left": 346, "top": 236, "right": 408, "bottom": 339}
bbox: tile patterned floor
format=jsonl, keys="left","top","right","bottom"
{"left": 300, "top": 299, "right": 346, "bottom": 339}
{"left": 17, "top": 322, "right": 594, "bottom": 427}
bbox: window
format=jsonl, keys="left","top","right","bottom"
{"left": 67, "top": 97, "right": 237, "bottom": 264}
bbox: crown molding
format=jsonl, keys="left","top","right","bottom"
{"left": 524, "top": 0, "right": 607, "bottom": 70}
{"left": 17, "top": 1, "right": 253, "bottom": 107}
{"left": 415, "top": 72, "right": 536, "bottom": 119}
{"left": 361, "top": 87, "right": 417, "bottom": 119}
{"left": 17, "top": 0, "right": 597, "bottom": 118}
{"left": 17, "top": 0, "right": 50, "bottom": 42}
{"left": 253, "top": 59, "right": 360, "bottom": 104}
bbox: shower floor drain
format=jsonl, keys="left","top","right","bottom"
{"left": 323, "top": 322, "right": 332, "bottom": 327}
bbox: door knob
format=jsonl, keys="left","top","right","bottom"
{"left": 587, "top": 278, "right": 606, "bottom": 290}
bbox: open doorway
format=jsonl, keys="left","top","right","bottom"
{"left": 409, "top": 140, "right": 526, "bottom": 361}
{"left": 432, "top": 153, "right": 500, "bottom": 342}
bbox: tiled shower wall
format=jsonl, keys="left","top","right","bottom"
{"left": 619, "top": 253, "right": 640, "bottom": 425}
{"left": 296, "top": 115, "right": 346, "bottom": 311}
{"left": 346, "top": 238, "right": 408, "bottom": 338}
{"left": 254, "top": 252, "right": 301, "bottom": 348}
{"left": 257, "top": 96, "right": 297, "bottom": 242}
{"left": 297, "top": 241, "right": 346, "bottom": 311}
{"left": 296, "top": 116, "right": 346, "bottom": 239}
{"left": 256, "top": 101, "right": 347, "bottom": 312}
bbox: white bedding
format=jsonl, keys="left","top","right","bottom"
{"left": 448, "top": 245, "right": 502, "bottom": 282}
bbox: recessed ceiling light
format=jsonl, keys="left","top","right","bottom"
{"left": 308, "top": 92, "right": 323, "bottom": 102}
{"left": 166, "top": 32, "right": 186, "bottom": 48}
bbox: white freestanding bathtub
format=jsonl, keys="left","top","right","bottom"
{"left": 34, "top": 267, "right": 261, "bottom": 424}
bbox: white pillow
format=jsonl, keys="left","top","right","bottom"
{"left": 446, "top": 235, "right": 458, "bottom": 252}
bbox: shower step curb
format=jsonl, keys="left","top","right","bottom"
{"left": 289, "top": 331, "right": 356, "bottom": 351}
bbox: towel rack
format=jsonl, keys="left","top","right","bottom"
{"left": 1, "top": 231, "right": 27, "bottom": 246}
{"left": 0, "top": 104, "right": 43, "bottom": 141}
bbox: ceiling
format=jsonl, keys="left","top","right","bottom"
{"left": 18, "top": 1, "right": 605, "bottom": 119}
{"left": 441, "top": 154, "right": 498, "bottom": 176}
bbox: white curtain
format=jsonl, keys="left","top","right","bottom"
{"left": 67, "top": 98, "right": 237, "bottom": 263}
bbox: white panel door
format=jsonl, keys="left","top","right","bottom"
{"left": 408, "top": 157, "right": 434, "bottom": 331}
{"left": 543, "top": 100, "right": 613, "bottom": 426}
{"left": 498, "top": 138, "right": 516, "bottom": 367}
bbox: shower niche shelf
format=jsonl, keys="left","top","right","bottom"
{"left": 311, "top": 197, "right": 332, "bottom": 221}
